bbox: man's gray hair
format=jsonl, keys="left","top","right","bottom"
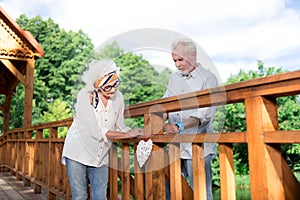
{"left": 171, "top": 38, "right": 197, "bottom": 54}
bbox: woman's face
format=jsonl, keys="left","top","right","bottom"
{"left": 98, "top": 79, "right": 120, "bottom": 99}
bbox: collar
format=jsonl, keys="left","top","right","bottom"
{"left": 181, "top": 73, "right": 193, "bottom": 79}
{"left": 180, "top": 63, "right": 200, "bottom": 79}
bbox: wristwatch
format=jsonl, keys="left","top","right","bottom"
{"left": 175, "top": 122, "right": 185, "bottom": 133}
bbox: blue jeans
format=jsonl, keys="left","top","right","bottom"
{"left": 65, "top": 158, "right": 108, "bottom": 200}
{"left": 166, "top": 154, "right": 213, "bottom": 200}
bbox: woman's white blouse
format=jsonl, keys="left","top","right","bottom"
{"left": 61, "top": 88, "right": 131, "bottom": 167}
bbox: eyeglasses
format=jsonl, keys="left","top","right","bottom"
{"left": 99, "top": 80, "right": 120, "bottom": 92}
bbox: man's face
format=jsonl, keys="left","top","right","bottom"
{"left": 171, "top": 45, "right": 196, "bottom": 75}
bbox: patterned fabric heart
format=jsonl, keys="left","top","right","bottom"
{"left": 136, "top": 139, "right": 153, "bottom": 168}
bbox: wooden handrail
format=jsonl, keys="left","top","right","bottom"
{"left": 0, "top": 70, "right": 300, "bottom": 200}
{"left": 125, "top": 70, "right": 300, "bottom": 117}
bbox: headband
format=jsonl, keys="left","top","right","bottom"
{"left": 94, "top": 71, "right": 118, "bottom": 88}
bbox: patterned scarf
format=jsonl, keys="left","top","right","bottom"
{"left": 89, "top": 71, "right": 118, "bottom": 108}
{"left": 94, "top": 71, "right": 118, "bottom": 88}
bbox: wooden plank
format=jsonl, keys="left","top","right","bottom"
{"left": 281, "top": 155, "right": 300, "bottom": 199}
{"left": 145, "top": 154, "right": 153, "bottom": 200}
{"left": 245, "top": 96, "right": 285, "bottom": 199}
{"left": 169, "top": 143, "right": 182, "bottom": 200}
{"left": 125, "top": 70, "right": 300, "bottom": 118}
{"left": 28, "top": 141, "right": 35, "bottom": 178}
{"left": 144, "top": 113, "right": 165, "bottom": 199}
{"left": 109, "top": 144, "right": 118, "bottom": 200}
{"left": 245, "top": 96, "right": 270, "bottom": 199}
{"left": 121, "top": 143, "right": 130, "bottom": 200}
{"left": 57, "top": 143, "right": 64, "bottom": 192}
{"left": 192, "top": 143, "right": 206, "bottom": 200}
{"left": 54, "top": 143, "right": 60, "bottom": 190}
{"left": 133, "top": 143, "right": 144, "bottom": 200}
{"left": 3, "top": 93, "right": 12, "bottom": 132}
{"left": 218, "top": 143, "right": 236, "bottom": 200}
{"left": 48, "top": 128, "right": 57, "bottom": 188}
{"left": 0, "top": 59, "right": 26, "bottom": 85}
{"left": 264, "top": 130, "right": 300, "bottom": 143}
{"left": 23, "top": 59, "right": 34, "bottom": 127}
{"left": 113, "top": 132, "right": 248, "bottom": 144}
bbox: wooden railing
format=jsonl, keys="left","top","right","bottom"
{"left": 0, "top": 70, "right": 300, "bottom": 199}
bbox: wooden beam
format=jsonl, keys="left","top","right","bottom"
{"left": 125, "top": 70, "right": 300, "bottom": 118}
{"left": 121, "top": 143, "right": 131, "bottom": 200}
{"left": 23, "top": 59, "right": 34, "bottom": 127}
{"left": 264, "top": 130, "right": 300, "bottom": 143}
{"left": 133, "top": 143, "right": 144, "bottom": 200}
{"left": 109, "top": 144, "right": 118, "bottom": 200}
{"left": 144, "top": 113, "right": 165, "bottom": 199}
{"left": 192, "top": 143, "right": 206, "bottom": 200}
{"left": 3, "top": 93, "right": 12, "bottom": 131}
{"left": 245, "top": 96, "right": 285, "bottom": 199}
{"left": 219, "top": 143, "right": 236, "bottom": 200}
{"left": 169, "top": 143, "right": 182, "bottom": 200}
{"left": 0, "top": 59, "right": 26, "bottom": 85}
{"left": 281, "top": 155, "right": 300, "bottom": 199}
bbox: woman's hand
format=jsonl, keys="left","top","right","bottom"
{"left": 127, "top": 128, "right": 144, "bottom": 137}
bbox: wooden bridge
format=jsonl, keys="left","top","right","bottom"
{"left": 1, "top": 5, "right": 300, "bottom": 200}
{"left": 0, "top": 69, "right": 300, "bottom": 199}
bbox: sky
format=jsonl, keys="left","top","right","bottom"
{"left": 1, "top": 0, "right": 300, "bottom": 82}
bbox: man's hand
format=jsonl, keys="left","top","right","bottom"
{"left": 163, "top": 123, "right": 179, "bottom": 134}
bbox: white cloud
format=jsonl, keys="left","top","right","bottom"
{"left": 1, "top": 0, "right": 299, "bottom": 81}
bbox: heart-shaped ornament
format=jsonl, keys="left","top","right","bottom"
{"left": 136, "top": 139, "right": 153, "bottom": 168}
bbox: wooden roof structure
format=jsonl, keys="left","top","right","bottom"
{"left": 0, "top": 6, "right": 44, "bottom": 131}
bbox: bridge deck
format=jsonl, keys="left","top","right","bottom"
{"left": 0, "top": 172, "right": 48, "bottom": 200}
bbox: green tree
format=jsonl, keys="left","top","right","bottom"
{"left": 92, "top": 42, "right": 123, "bottom": 60}
{"left": 221, "top": 61, "right": 300, "bottom": 174}
{"left": 41, "top": 99, "right": 72, "bottom": 138}
{"left": 9, "top": 15, "right": 94, "bottom": 128}
{"left": 91, "top": 43, "right": 172, "bottom": 128}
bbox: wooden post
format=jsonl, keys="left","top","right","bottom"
{"left": 3, "top": 93, "right": 12, "bottom": 131}
{"left": 192, "top": 143, "right": 206, "bottom": 200}
{"left": 245, "top": 96, "right": 285, "bottom": 199}
{"left": 34, "top": 129, "right": 43, "bottom": 194}
{"left": 219, "top": 143, "right": 236, "bottom": 200}
{"left": 24, "top": 59, "right": 35, "bottom": 127}
{"left": 169, "top": 143, "right": 182, "bottom": 200}
{"left": 109, "top": 144, "right": 119, "bottom": 200}
{"left": 48, "top": 127, "right": 58, "bottom": 199}
{"left": 24, "top": 130, "right": 32, "bottom": 186}
{"left": 134, "top": 143, "right": 144, "bottom": 200}
{"left": 144, "top": 112, "right": 165, "bottom": 199}
{"left": 121, "top": 143, "right": 131, "bottom": 200}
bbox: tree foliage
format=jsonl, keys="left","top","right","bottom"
{"left": 4, "top": 15, "right": 299, "bottom": 174}
{"left": 9, "top": 15, "right": 94, "bottom": 128}
{"left": 92, "top": 43, "right": 172, "bottom": 128}
{"left": 41, "top": 99, "right": 72, "bottom": 138}
{"left": 220, "top": 61, "right": 300, "bottom": 173}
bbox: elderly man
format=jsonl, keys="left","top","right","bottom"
{"left": 164, "top": 38, "right": 218, "bottom": 200}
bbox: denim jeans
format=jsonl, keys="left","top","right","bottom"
{"left": 65, "top": 157, "right": 108, "bottom": 200}
{"left": 166, "top": 154, "right": 214, "bottom": 200}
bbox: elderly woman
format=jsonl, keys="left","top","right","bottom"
{"left": 61, "top": 60, "right": 143, "bottom": 200}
